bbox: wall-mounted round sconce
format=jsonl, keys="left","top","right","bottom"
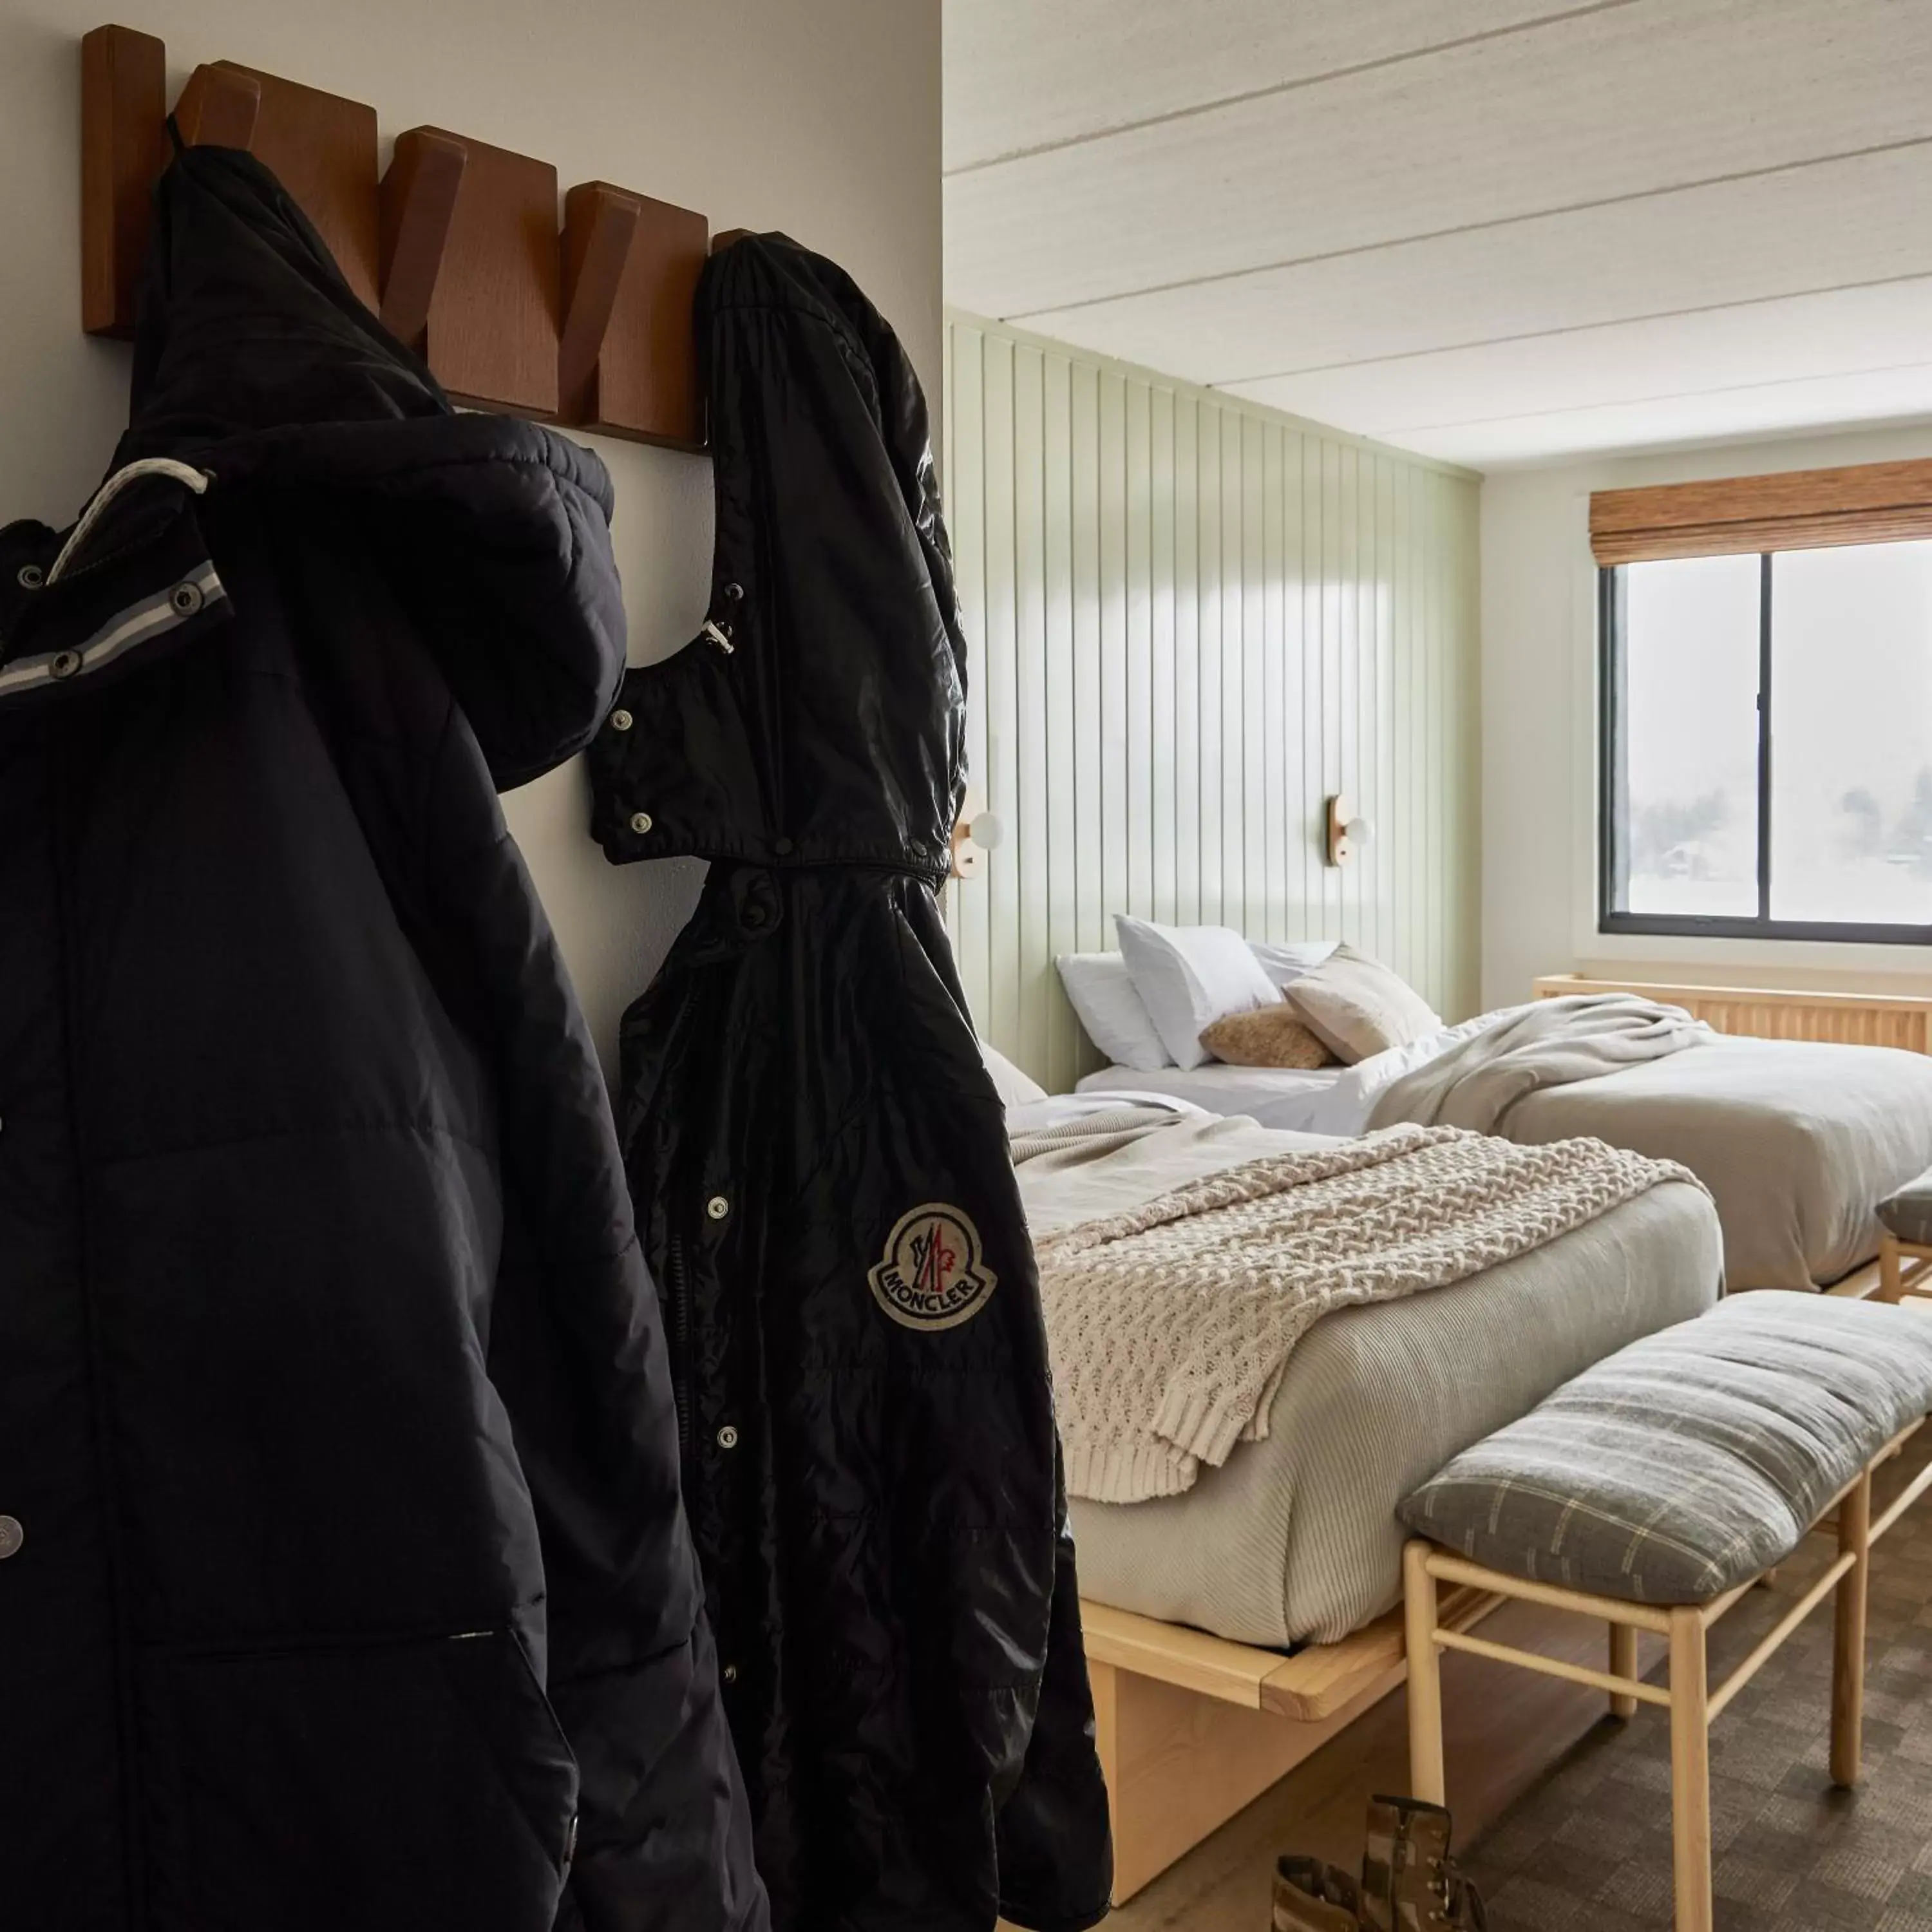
{"left": 950, "top": 791, "right": 1006, "bottom": 878}
{"left": 1325, "top": 793, "right": 1374, "bottom": 866}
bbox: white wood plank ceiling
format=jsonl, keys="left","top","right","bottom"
{"left": 943, "top": 0, "right": 1932, "bottom": 468}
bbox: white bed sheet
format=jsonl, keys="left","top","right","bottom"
{"left": 1074, "top": 1060, "right": 1347, "bottom": 1133}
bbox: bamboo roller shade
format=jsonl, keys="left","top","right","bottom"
{"left": 1590, "top": 457, "right": 1932, "bottom": 564}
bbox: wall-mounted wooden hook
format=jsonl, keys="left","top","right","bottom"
{"left": 397, "top": 130, "right": 559, "bottom": 419}
{"left": 380, "top": 129, "right": 467, "bottom": 350}
{"left": 560, "top": 183, "right": 706, "bottom": 450}
{"left": 82, "top": 24, "right": 167, "bottom": 336}
{"left": 175, "top": 61, "right": 261, "bottom": 152}
{"left": 85, "top": 33, "right": 381, "bottom": 328}
{"left": 559, "top": 184, "right": 641, "bottom": 422}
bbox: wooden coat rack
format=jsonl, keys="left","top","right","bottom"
{"left": 81, "top": 24, "right": 711, "bottom": 449}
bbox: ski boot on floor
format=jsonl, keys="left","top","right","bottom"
{"left": 1273, "top": 1855, "right": 1367, "bottom": 1931}
{"left": 1361, "top": 1795, "right": 1486, "bottom": 1932}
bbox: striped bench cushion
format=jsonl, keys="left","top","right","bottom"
{"left": 1399, "top": 1294, "right": 1932, "bottom": 1604}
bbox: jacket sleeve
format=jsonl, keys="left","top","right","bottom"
{"left": 426, "top": 715, "right": 768, "bottom": 1932}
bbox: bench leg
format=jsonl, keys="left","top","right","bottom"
{"left": 1832, "top": 1468, "right": 1873, "bottom": 1788}
{"left": 1403, "top": 1540, "right": 1446, "bottom": 1805}
{"left": 1881, "top": 1235, "right": 1904, "bottom": 1305}
{"left": 1609, "top": 1620, "right": 1639, "bottom": 1721}
{"left": 1669, "top": 1605, "right": 1713, "bottom": 1932}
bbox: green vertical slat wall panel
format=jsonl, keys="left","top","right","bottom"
{"left": 1150, "top": 386, "right": 1177, "bottom": 925}
{"left": 1041, "top": 350, "right": 1077, "bottom": 1083}
{"left": 1260, "top": 422, "right": 1286, "bottom": 944}
{"left": 950, "top": 325, "right": 989, "bottom": 1003}
{"left": 1173, "top": 393, "right": 1201, "bottom": 931}
{"left": 1099, "top": 370, "right": 1129, "bottom": 946}
{"left": 942, "top": 311, "right": 1479, "bottom": 1091}
{"left": 980, "top": 332, "right": 1020, "bottom": 1056}
{"left": 1071, "top": 362, "right": 1103, "bottom": 956}
{"left": 1240, "top": 414, "right": 1267, "bottom": 942}
{"left": 941, "top": 317, "right": 958, "bottom": 956}
{"left": 1125, "top": 379, "right": 1153, "bottom": 923}
{"left": 1302, "top": 434, "right": 1323, "bottom": 947}
{"left": 1198, "top": 402, "right": 1224, "bottom": 927}
{"left": 1012, "top": 343, "right": 1050, "bottom": 1082}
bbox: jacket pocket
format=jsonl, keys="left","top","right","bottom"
{"left": 144, "top": 1626, "right": 578, "bottom": 1932}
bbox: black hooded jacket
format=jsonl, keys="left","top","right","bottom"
{"left": 0, "top": 147, "right": 765, "bottom": 1932}
{"left": 585, "top": 236, "right": 1113, "bottom": 1931}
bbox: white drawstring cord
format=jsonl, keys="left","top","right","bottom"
{"left": 47, "top": 459, "right": 212, "bottom": 585}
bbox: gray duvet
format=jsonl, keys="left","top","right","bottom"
{"left": 1501, "top": 1039, "right": 1932, "bottom": 1289}
{"left": 1363, "top": 999, "right": 1932, "bottom": 1289}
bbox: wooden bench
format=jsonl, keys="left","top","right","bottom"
{"left": 1879, "top": 1232, "right": 1932, "bottom": 1304}
{"left": 1405, "top": 1426, "right": 1932, "bottom": 1932}
{"left": 1399, "top": 1291, "right": 1932, "bottom": 1931}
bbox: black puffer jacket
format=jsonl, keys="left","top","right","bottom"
{"left": 0, "top": 147, "right": 764, "bottom": 1932}
{"left": 587, "top": 236, "right": 1113, "bottom": 1932}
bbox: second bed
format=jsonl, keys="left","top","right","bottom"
{"left": 1075, "top": 1003, "right": 1932, "bottom": 1289}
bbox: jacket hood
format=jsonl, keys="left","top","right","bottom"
{"left": 587, "top": 231, "right": 967, "bottom": 875}
{"left": 99, "top": 143, "right": 626, "bottom": 791}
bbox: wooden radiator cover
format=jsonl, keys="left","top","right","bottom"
{"left": 1533, "top": 975, "right": 1932, "bottom": 1054}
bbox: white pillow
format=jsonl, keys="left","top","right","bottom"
{"left": 981, "top": 1040, "right": 1048, "bottom": 1107}
{"left": 1055, "top": 953, "right": 1172, "bottom": 1070}
{"left": 1114, "top": 916, "right": 1282, "bottom": 1070}
{"left": 1248, "top": 938, "right": 1340, "bottom": 990}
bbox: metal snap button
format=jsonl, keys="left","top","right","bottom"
{"left": 16, "top": 564, "right": 44, "bottom": 590}
{"left": 169, "top": 581, "right": 204, "bottom": 616}
{"left": 723, "top": 582, "right": 743, "bottom": 603}
{"left": 706, "top": 1195, "right": 730, "bottom": 1221}
{"left": 721, "top": 1662, "right": 739, "bottom": 1684}
{"left": 0, "top": 1516, "right": 22, "bottom": 1560}
{"left": 630, "top": 811, "right": 653, "bottom": 835}
{"left": 609, "top": 708, "right": 633, "bottom": 732}
{"left": 50, "top": 650, "right": 82, "bottom": 680}
{"left": 716, "top": 1425, "right": 739, "bottom": 1450}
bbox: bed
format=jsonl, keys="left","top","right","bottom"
{"left": 1012, "top": 1092, "right": 1721, "bottom": 1895}
{"left": 1078, "top": 1007, "right": 1932, "bottom": 1289}
{"left": 1016, "top": 1094, "right": 1719, "bottom": 1647}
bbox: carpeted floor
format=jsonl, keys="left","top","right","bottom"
{"left": 1468, "top": 1455, "right": 1932, "bottom": 1932}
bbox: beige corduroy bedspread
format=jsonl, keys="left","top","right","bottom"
{"left": 1037, "top": 1124, "right": 1698, "bottom": 1503}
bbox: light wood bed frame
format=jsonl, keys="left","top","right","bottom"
{"left": 1532, "top": 973, "right": 1932, "bottom": 1053}
{"left": 1081, "top": 1585, "right": 1502, "bottom": 1900}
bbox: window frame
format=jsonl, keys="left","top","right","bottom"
{"left": 1596, "top": 549, "right": 1932, "bottom": 946}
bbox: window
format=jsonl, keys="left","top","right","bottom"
{"left": 1600, "top": 539, "right": 1932, "bottom": 941}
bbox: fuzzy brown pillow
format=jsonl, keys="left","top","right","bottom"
{"left": 1199, "top": 1005, "right": 1340, "bottom": 1069}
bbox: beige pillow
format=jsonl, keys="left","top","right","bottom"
{"left": 1198, "top": 1006, "right": 1338, "bottom": 1069}
{"left": 1283, "top": 945, "right": 1441, "bottom": 1064}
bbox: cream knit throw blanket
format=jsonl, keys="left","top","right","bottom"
{"left": 1037, "top": 1124, "right": 1700, "bottom": 1503}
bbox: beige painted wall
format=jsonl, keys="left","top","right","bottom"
{"left": 943, "top": 313, "right": 1482, "bottom": 1092}
{"left": 1482, "top": 422, "right": 1932, "bottom": 1012}
{"left": 2, "top": 0, "right": 941, "bottom": 1069}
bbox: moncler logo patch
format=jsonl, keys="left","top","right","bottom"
{"left": 867, "top": 1203, "right": 998, "bottom": 1331}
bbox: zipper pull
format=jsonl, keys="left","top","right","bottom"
{"left": 701, "top": 618, "right": 735, "bottom": 655}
